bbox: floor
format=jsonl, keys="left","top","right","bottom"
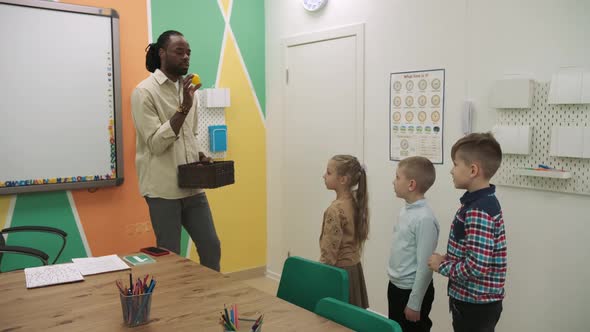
{"left": 224, "top": 266, "right": 279, "bottom": 296}
{"left": 240, "top": 276, "right": 279, "bottom": 295}
{"left": 235, "top": 272, "right": 457, "bottom": 331}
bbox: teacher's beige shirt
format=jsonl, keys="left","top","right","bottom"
{"left": 131, "top": 69, "right": 203, "bottom": 199}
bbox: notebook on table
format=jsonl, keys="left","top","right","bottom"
{"left": 24, "top": 263, "right": 84, "bottom": 289}
{"left": 71, "top": 254, "right": 130, "bottom": 276}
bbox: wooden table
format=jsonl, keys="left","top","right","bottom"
{"left": 0, "top": 254, "right": 351, "bottom": 331}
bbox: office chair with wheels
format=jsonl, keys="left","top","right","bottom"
{"left": 315, "top": 297, "right": 402, "bottom": 332}
{"left": 0, "top": 226, "right": 68, "bottom": 272}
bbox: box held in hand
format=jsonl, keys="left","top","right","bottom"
{"left": 178, "top": 161, "right": 235, "bottom": 189}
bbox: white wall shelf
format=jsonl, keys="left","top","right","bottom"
{"left": 196, "top": 90, "right": 227, "bottom": 159}
{"left": 492, "top": 125, "right": 532, "bottom": 155}
{"left": 548, "top": 68, "right": 590, "bottom": 105}
{"left": 494, "top": 82, "right": 590, "bottom": 195}
{"left": 515, "top": 168, "right": 571, "bottom": 179}
{"left": 490, "top": 78, "right": 534, "bottom": 109}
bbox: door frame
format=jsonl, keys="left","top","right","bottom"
{"left": 280, "top": 23, "right": 365, "bottom": 261}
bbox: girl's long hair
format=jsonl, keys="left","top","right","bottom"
{"left": 332, "top": 155, "right": 369, "bottom": 250}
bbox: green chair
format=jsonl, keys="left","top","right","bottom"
{"left": 276, "top": 256, "right": 349, "bottom": 312}
{"left": 0, "top": 226, "right": 67, "bottom": 272}
{"left": 315, "top": 297, "right": 402, "bottom": 332}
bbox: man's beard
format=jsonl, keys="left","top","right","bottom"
{"left": 172, "top": 65, "right": 188, "bottom": 76}
{"left": 164, "top": 58, "right": 189, "bottom": 76}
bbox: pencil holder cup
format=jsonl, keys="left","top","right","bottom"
{"left": 119, "top": 292, "right": 153, "bottom": 327}
{"left": 222, "top": 318, "right": 261, "bottom": 332}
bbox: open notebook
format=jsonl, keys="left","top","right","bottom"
{"left": 25, "top": 263, "right": 84, "bottom": 289}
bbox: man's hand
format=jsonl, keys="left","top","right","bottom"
{"left": 198, "top": 152, "right": 213, "bottom": 163}
{"left": 404, "top": 306, "right": 420, "bottom": 322}
{"left": 428, "top": 253, "right": 445, "bottom": 272}
{"left": 181, "top": 74, "right": 200, "bottom": 112}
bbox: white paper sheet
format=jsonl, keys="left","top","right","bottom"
{"left": 72, "top": 254, "right": 130, "bottom": 276}
{"left": 25, "top": 263, "right": 84, "bottom": 289}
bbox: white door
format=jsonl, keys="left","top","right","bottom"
{"left": 282, "top": 24, "right": 364, "bottom": 261}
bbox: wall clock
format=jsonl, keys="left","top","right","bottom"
{"left": 302, "top": 0, "right": 328, "bottom": 12}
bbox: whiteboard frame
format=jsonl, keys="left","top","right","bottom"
{"left": 0, "top": 0, "right": 124, "bottom": 195}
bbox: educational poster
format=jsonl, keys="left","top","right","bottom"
{"left": 389, "top": 69, "right": 445, "bottom": 164}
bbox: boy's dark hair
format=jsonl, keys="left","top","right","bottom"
{"left": 451, "top": 132, "right": 502, "bottom": 179}
{"left": 398, "top": 156, "right": 436, "bottom": 194}
{"left": 145, "top": 30, "right": 184, "bottom": 72}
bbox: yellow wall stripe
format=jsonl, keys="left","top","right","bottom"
{"left": 219, "top": 0, "right": 231, "bottom": 18}
{"left": 189, "top": 31, "right": 267, "bottom": 272}
{"left": 0, "top": 196, "right": 14, "bottom": 230}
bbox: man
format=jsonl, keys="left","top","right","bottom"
{"left": 131, "top": 30, "right": 221, "bottom": 271}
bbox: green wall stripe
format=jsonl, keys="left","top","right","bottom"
{"left": 230, "top": 0, "right": 266, "bottom": 116}
{"left": 180, "top": 229, "right": 188, "bottom": 257}
{"left": 1, "top": 192, "right": 87, "bottom": 272}
{"left": 151, "top": 0, "right": 226, "bottom": 89}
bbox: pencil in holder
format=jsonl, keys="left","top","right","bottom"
{"left": 222, "top": 318, "right": 262, "bottom": 332}
{"left": 119, "top": 292, "right": 153, "bottom": 327}
{"left": 221, "top": 316, "right": 263, "bottom": 332}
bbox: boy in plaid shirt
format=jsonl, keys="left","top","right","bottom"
{"left": 428, "top": 132, "right": 507, "bottom": 332}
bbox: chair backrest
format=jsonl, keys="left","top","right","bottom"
{"left": 276, "top": 256, "right": 349, "bottom": 312}
{"left": 0, "top": 226, "right": 67, "bottom": 272}
{"left": 315, "top": 297, "right": 402, "bottom": 332}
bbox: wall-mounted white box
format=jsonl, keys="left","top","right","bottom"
{"left": 548, "top": 68, "right": 590, "bottom": 104}
{"left": 582, "top": 73, "right": 590, "bottom": 103}
{"left": 492, "top": 125, "right": 532, "bottom": 155}
{"left": 204, "top": 88, "right": 231, "bottom": 108}
{"left": 490, "top": 79, "right": 534, "bottom": 109}
{"left": 550, "top": 126, "right": 590, "bottom": 158}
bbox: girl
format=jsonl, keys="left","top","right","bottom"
{"left": 320, "top": 154, "right": 369, "bottom": 308}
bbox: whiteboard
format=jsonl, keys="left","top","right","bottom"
{"left": 0, "top": 0, "right": 123, "bottom": 194}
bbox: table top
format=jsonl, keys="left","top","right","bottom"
{"left": 0, "top": 253, "right": 351, "bottom": 331}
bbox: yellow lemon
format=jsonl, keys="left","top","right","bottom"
{"left": 191, "top": 73, "right": 201, "bottom": 86}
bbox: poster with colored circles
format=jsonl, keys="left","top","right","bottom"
{"left": 389, "top": 69, "right": 445, "bottom": 163}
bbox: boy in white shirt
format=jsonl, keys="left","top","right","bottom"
{"left": 388, "top": 156, "right": 440, "bottom": 332}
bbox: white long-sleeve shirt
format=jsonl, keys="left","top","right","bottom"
{"left": 388, "top": 199, "right": 439, "bottom": 311}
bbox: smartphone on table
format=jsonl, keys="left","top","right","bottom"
{"left": 140, "top": 246, "right": 170, "bottom": 256}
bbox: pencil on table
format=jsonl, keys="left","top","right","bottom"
{"left": 234, "top": 304, "right": 239, "bottom": 329}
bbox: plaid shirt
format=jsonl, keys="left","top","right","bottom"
{"left": 439, "top": 185, "right": 507, "bottom": 303}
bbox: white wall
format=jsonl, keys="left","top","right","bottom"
{"left": 465, "top": 2, "right": 590, "bottom": 331}
{"left": 266, "top": 1, "right": 590, "bottom": 331}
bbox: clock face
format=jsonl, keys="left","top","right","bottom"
{"left": 418, "top": 79, "right": 428, "bottom": 90}
{"left": 431, "top": 78, "right": 441, "bottom": 90}
{"left": 418, "top": 95, "right": 427, "bottom": 107}
{"left": 418, "top": 111, "right": 427, "bottom": 122}
{"left": 431, "top": 94, "right": 441, "bottom": 106}
{"left": 400, "top": 139, "right": 409, "bottom": 150}
{"left": 431, "top": 111, "right": 441, "bottom": 122}
{"left": 302, "top": 0, "right": 328, "bottom": 11}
